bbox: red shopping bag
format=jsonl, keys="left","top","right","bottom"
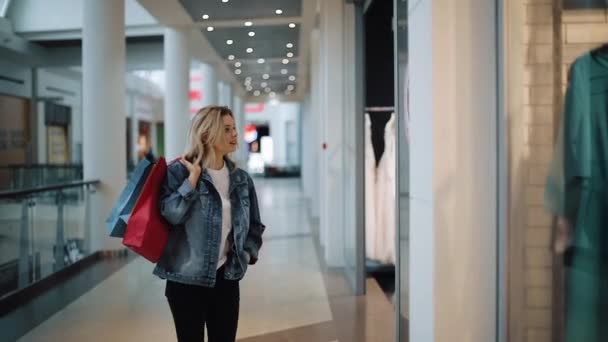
{"left": 123, "top": 157, "right": 170, "bottom": 263}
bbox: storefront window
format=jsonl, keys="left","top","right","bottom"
{"left": 505, "top": 1, "right": 608, "bottom": 341}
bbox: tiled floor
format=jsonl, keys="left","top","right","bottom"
{"left": 13, "top": 178, "right": 395, "bottom": 342}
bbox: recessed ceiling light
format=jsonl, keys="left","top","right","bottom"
{"left": 228, "top": 55, "right": 235, "bottom": 60}
{"left": 287, "top": 85, "right": 295, "bottom": 91}
{"left": 282, "top": 59, "right": 289, "bottom": 64}
{"left": 265, "top": 87, "right": 271, "bottom": 93}
{"left": 261, "top": 82, "right": 268, "bottom": 87}
{"left": 202, "top": 14, "right": 210, "bottom": 20}
{"left": 245, "top": 77, "right": 252, "bottom": 82}
{"left": 207, "top": 27, "right": 215, "bottom": 32}
{"left": 258, "top": 58, "right": 265, "bottom": 64}
{"left": 222, "top": 0, "right": 229, "bottom": 3}
{"left": 248, "top": 31, "right": 255, "bottom": 37}
{"left": 281, "top": 69, "right": 288, "bottom": 75}
{"left": 226, "top": 40, "right": 234, "bottom": 45}
{"left": 263, "top": 74, "right": 270, "bottom": 80}
{"left": 275, "top": 9, "right": 283, "bottom": 15}
{"left": 246, "top": 85, "right": 253, "bottom": 91}
{"left": 254, "top": 90, "right": 261, "bottom": 96}
{"left": 286, "top": 43, "right": 293, "bottom": 48}
{"left": 235, "top": 69, "right": 242, "bottom": 75}
{"left": 247, "top": 48, "right": 254, "bottom": 53}
{"left": 244, "top": 21, "right": 253, "bottom": 27}
{"left": 289, "top": 76, "right": 296, "bottom": 81}
{"left": 235, "top": 62, "right": 242, "bottom": 67}
{"left": 289, "top": 23, "right": 296, "bottom": 28}
{"left": 287, "top": 52, "right": 294, "bottom": 58}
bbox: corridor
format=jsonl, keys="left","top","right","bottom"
{"left": 15, "top": 179, "right": 394, "bottom": 342}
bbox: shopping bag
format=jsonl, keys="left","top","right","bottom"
{"left": 105, "top": 159, "right": 153, "bottom": 237}
{"left": 122, "top": 157, "right": 170, "bottom": 263}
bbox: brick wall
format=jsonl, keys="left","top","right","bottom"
{"left": 519, "top": 3, "right": 607, "bottom": 342}
{"left": 522, "top": 1, "right": 556, "bottom": 337}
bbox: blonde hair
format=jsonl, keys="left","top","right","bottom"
{"left": 184, "top": 105, "right": 235, "bottom": 169}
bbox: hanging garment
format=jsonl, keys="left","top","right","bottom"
{"left": 365, "top": 113, "right": 379, "bottom": 261}
{"left": 375, "top": 113, "right": 396, "bottom": 264}
{"left": 546, "top": 49, "right": 608, "bottom": 342}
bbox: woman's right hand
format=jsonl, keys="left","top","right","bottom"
{"left": 554, "top": 216, "right": 572, "bottom": 254}
{"left": 180, "top": 157, "right": 202, "bottom": 188}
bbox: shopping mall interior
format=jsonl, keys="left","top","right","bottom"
{"left": 0, "top": 0, "right": 607, "bottom": 341}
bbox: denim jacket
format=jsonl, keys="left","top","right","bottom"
{"left": 153, "top": 158, "right": 265, "bottom": 287}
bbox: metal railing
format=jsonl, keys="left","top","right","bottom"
{"left": 0, "top": 180, "right": 99, "bottom": 299}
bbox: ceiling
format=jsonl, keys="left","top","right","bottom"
{"left": 179, "top": 0, "right": 302, "bottom": 21}
{"left": 178, "top": 0, "right": 304, "bottom": 98}
{"left": 6, "top": 0, "right": 315, "bottom": 101}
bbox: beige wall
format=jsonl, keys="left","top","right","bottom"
{"left": 409, "top": 0, "right": 499, "bottom": 341}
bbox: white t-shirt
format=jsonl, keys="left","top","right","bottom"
{"left": 206, "top": 163, "right": 232, "bottom": 269}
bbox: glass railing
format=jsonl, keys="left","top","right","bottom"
{"left": 0, "top": 163, "right": 136, "bottom": 191}
{"left": 0, "top": 180, "right": 99, "bottom": 299}
{"left": 0, "top": 164, "right": 84, "bottom": 190}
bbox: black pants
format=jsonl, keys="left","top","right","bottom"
{"left": 165, "top": 268, "right": 240, "bottom": 342}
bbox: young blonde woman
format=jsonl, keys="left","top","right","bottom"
{"left": 153, "top": 106, "right": 265, "bottom": 342}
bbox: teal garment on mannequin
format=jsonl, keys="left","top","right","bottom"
{"left": 546, "top": 51, "right": 608, "bottom": 342}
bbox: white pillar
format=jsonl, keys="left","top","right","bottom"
{"left": 217, "top": 81, "right": 226, "bottom": 106}
{"left": 309, "top": 29, "right": 321, "bottom": 220}
{"left": 408, "top": 0, "right": 498, "bottom": 341}
{"left": 129, "top": 95, "right": 139, "bottom": 165}
{"left": 233, "top": 95, "right": 246, "bottom": 165}
{"left": 319, "top": 0, "right": 345, "bottom": 267}
{"left": 150, "top": 121, "right": 158, "bottom": 158}
{"left": 301, "top": 95, "right": 313, "bottom": 198}
{"left": 226, "top": 84, "right": 234, "bottom": 109}
{"left": 82, "top": 0, "right": 127, "bottom": 251}
{"left": 164, "top": 28, "right": 190, "bottom": 160}
{"left": 217, "top": 81, "right": 233, "bottom": 107}
{"left": 201, "top": 63, "right": 218, "bottom": 106}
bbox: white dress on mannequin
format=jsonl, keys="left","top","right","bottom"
{"left": 365, "top": 114, "right": 378, "bottom": 261}
{"left": 375, "top": 113, "right": 396, "bottom": 264}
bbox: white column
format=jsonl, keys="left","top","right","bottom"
{"left": 309, "top": 29, "right": 321, "bottom": 220}
{"left": 200, "top": 63, "right": 218, "bottom": 106}
{"left": 217, "top": 81, "right": 226, "bottom": 106}
{"left": 408, "top": 0, "right": 498, "bottom": 341}
{"left": 82, "top": 0, "right": 127, "bottom": 251}
{"left": 227, "top": 83, "right": 234, "bottom": 109}
{"left": 301, "top": 95, "right": 313, "bottom": 198}
{"left": 319, "top": 0, "right": 345, "bottom": 267}
{"left": 150, "top": 122, "right": 158, "bottom": 158}
{"left": 233, "top": 95, "right": 247, "bottom": 165}
{"left": 224, "top": 83, "right": 231, "bottom": 108}
{"left": 129, "top": 95, "right": 139, "bottom": 165}
{"left": 164, "top": 27, "right": 190, "bottom": 160}
{"left": 217, "top": 81, "right": 232, "bottom": 107}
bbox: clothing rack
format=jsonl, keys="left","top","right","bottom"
{"left": 365, "top": 106, "right": 394, "bottom": 113}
